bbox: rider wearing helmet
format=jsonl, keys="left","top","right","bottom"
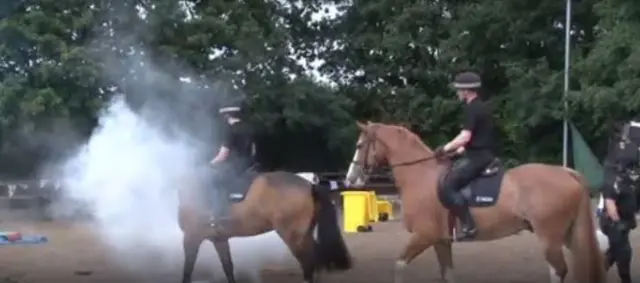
{"left": 435, "top": 71, "right": 498, "bottom": 240}
{"left": 599, "top": 119, "right": 640, "bottom": 283}
{"left": 210, "top": 102, "right": 256, "bottom": 227}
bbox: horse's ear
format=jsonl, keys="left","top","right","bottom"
{"left": 356, "top": 121, "right": 368, "bottom": 131}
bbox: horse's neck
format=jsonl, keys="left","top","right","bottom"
{"left": 387, "top": 147, "right": 443, "bottom": 196}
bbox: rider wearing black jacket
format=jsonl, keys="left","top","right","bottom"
{"left": 210, "top": 102, "right": 256, "bottom": 227}
{"left": 600, "top": 120, "right": 639, "bottom": 283}
{"left": 435, "top": 71, "right": 499, "bottom": 241}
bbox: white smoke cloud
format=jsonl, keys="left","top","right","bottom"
{"left": 53, "top": 95, "right": 292, "bottom": 282}
{"left": 47, "top": 56, "right": 293, "bottom": 283}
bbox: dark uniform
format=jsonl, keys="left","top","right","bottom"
{"left": 222, "top": 121, "right": 255, "bottom": 172}
{"left": 438, "top": 71, "right": 499, "bottom": 240}
{"left": 600, "top": 120, "right": 640, "bottom": 283}
{"left": 211, "top": 104, "right": 256, "bottom": 225}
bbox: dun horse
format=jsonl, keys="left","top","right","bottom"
{"left": 345, "top": 121, "right": 607, "bottom": 283}
{"left": 178, "top": 171, "right": 352, "bottom": 283}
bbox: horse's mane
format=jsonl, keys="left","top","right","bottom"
{"left": 382, "top": 124, "right": 433, "bottom": 154}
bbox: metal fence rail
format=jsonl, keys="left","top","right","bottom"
{"left": 0, "top": 173, "right": 401, "bottom": 221}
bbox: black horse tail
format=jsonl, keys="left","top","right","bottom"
{"left": 311, "top": 185, "right": 352, "bottom": 271}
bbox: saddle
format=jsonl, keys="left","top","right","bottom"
{"left": 437, "top": 157, "right": 506, "bottom": 208}
{"left": 226, "top": 167, "right": 259, "bottom": 203}
{"left": 436, "top": 157, "right": 506, "bottom": 241}
{"left": 478, "top": 158, "right": 503, "bottom": 177}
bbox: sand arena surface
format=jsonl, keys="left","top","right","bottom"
{"left": 0, "top": 219, "right": 636, "bottom": 283}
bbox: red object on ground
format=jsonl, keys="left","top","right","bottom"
{"left": 1, "top": 232, "right": 22, "bottom": 241}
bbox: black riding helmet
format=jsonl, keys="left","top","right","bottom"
{"left": 452, "top": 71, "right": 482, "bottom": 89}
{"left": 218, "top": 101, "right": 243, "bottom": 119}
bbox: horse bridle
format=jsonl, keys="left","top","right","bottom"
{"left": 351, "top": 127, "right": 440, "bottom": 176}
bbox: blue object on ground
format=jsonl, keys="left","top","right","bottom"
{"left": 0, "top": 235, "right": 48, "bottom": 245}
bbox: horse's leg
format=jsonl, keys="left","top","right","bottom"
{"left": 533, "top": 229, "right": 568, "bottom": 283}
{"left": 277, "top": 228, "right": 316, "bottom": 283}
{"left": 182, "top": 233, "right": 204, "bottom": 283}
{"left": 395, "top": 233, "right": 434, "bottom": 283}
{"left": 434, "top": 242, "right": 456, "bottom": 283}
{"left": 542, "top": 241, "right": 568, "bottom": 283}
{"left": 210, "top": 238, "right": 236, "bottom": 283}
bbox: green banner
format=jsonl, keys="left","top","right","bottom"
{"left": 570, "top": 123, "right": 603, "bottom": 194}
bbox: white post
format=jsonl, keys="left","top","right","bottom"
{"left": 562, "top": 0, "right": 572, "bottom": 167}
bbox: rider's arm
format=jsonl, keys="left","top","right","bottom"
{"left": 211, "top": 130, "right": 233, "bottom": 164}
{"left": 443, "top": 105, "right": 475, "bottom": 151}
{"left": 444, "top": 130, "right": 472, "bottom": 152}
{"left": 601, "top": 163, "right": 620, "bottom": 221}
{"left": 211, "top": 146, "right": 230, "bottom": 164}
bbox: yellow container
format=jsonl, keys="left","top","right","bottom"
{"left": 376, "top": 200, "right": 393, "bottom": 221}
{"left": 341, "top": 191, "right": 372, "bottom": 233}
{"left": 367, "top": 191, "right": 378, "bottom": 223}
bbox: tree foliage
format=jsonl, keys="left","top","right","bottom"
{"left": 0, "top": 0, "right": 634, "bottom": 175}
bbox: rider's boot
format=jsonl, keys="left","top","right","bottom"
{"left": 209, "top": 215, "right": 231, "bottom": 228}
{"left": 210, "top": 197, "right": 231, "bottom": 228}
{"left": 455, "top": 204, "right": 477, "bottom": 241}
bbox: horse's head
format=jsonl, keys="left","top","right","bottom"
{"left": 345, "top": 121, "right": 397, "bottom": 187}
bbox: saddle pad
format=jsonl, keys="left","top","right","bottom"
{"left": 296, "top": 172, "right": 319, "bottom": 184}
{"left": 462, "top": 168, "right": 505, "bottom": 207}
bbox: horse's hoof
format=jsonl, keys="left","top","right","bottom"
{"left": 74, "top": 270, "right": 93, "bottom": 276}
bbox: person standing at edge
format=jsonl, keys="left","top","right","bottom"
{"left": 599, "top": 119, "right": 640, "bottom": 283}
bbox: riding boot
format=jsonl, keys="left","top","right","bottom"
{"left": 210, "top": 189, "right": 232, "bottom": 228}
{"left": 456, "top": 205, "right": 477, "bottom": 241}
{"left": 209, "top": 209, "right": 232, "bottom": 228}
{"left": 209, "top": 215, "right": 232, "bottom": 228}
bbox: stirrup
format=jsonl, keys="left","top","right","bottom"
{"left": 209, "top": 216, "right": 225, "bottom": 227}
{"left": 209, "top": 215, "right": 231, "bottom": 228}
{"left": 455, "top": 227, "right": 477, "bottom": 241}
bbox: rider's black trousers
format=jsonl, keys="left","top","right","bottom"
{"left": 211, "top": 164, "right": 240, "bottom": 217}
{"left": 444, "top": 149, "right": 494, "bottom": 206}
{"left": 601, "top": 216, "right": 633, "bottom": 283}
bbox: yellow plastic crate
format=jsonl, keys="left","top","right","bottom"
{"left": 367, "top": 191, "right": 378, "bottom": 223}
{"left": 341, "top": 191, "right": 372, "bottom": 233}
{"left": 376, "top": 200, "right": 393, "bottom": 221}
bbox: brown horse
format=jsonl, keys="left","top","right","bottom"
{"left": 345, "top": 121, "right": 607, "bottom": 283}
{"left": 178, "top": 171, "right": 352, "bottom": 283}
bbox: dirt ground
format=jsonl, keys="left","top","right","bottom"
{"left": 0, "top": 219, "right": 636, "bottom": 283}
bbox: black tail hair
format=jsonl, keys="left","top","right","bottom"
{"left": 311, "top": 186, "right": 352, "bottom": 271}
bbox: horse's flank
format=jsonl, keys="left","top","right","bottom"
{"left": 178, "top": 172, "right": 314, "bottom": 238}
{"left": 178, "top": 170, "right": 352, "bottom": 283}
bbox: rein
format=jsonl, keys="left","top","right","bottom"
{"left": 384, "top": 154, "right": 438, "bottom": 168}
{"left": 351, "top": 154, "right": 437, "bottom": 171}
{"left": 352, "top": 126, "right": 441, "bottom": 171}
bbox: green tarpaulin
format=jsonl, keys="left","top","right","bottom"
{"left": 569, "top": 123, "right": 603, "bottom": 194}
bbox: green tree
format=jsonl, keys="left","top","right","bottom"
{"left": 573, "top": 0, "right": 640, "bottom": 156}
{"left": 0, "top": 0, "right": 635, "bottom": 175}
{"left": 0, "top": 0, "right": 107, "bottom": 176}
